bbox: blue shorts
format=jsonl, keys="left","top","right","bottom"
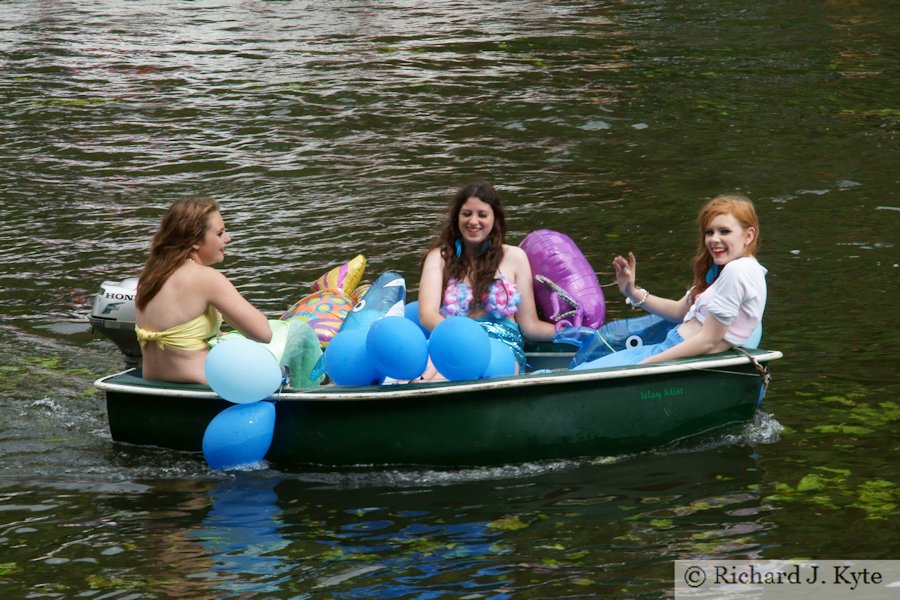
{"left": 573, "top": 326, "right": 684, "bottom": 370}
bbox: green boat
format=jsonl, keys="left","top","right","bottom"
{"left": 94, "top": 347, "right": 782, "bottom": 468}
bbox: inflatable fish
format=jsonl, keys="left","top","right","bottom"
{"left": 280, "top": 255, "right": 367, "bottom": 347}
{"left": 569, "top": 314, "right": 763, "bottom": 368}
{"left": 349, "top": 283, "right": 371, "bottom": 305}
{"left": 520, "top": 229, "right": 605, "bottom": 329}
{"left": 281, "top": 289, "right": 355, "bottom": 347}
{"left": 339, "top": 271, "right": 406, "bottom": 333}
{"left": 569, "top": 313, "right": 677, "bottom": 367}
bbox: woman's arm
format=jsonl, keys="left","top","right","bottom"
{"left": 507, "top": 246, "right": 556, "bottom": 342}
{"left": 417, "top": 248, "right": 446, "bottom": 332}
{"left": 641, "top": 315, "right": 730, "bottom": 364}
{"left": 613, "top": 252, "right": 690, "bottom": 323}
{"left": 204, "top": 268, "right": 272, "bottom": 343}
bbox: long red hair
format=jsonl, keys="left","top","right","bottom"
{"left": 689, "top": 194, "right": 760, "bottom": 302}
{"left": 135, "top": 197, "right": 220, "bottom": 311}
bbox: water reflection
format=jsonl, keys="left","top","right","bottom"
{"left": 161, "top": 446, "right": 771, "bottom": 597}
{"left": 0, "top": 433, "right": 850, "bottom": 597}
{"left": 186, "top": 476, "right": 290, "bottom": 597}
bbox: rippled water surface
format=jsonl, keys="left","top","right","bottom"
{"left": 1, "top": 1, "right": 897, "bottom": 597}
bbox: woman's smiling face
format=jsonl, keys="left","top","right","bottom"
{"left": 705, "top": 212, "right": 755, "bottom": 265}
{"left": 458, "top": 196, "right": 495, "bottom": 247}
{"left": 193, "top": 210, "right": 231, "bottom": 265}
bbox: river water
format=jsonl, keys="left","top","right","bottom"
{"left": 0, "top": 1, "right": 897, "bottom": 597}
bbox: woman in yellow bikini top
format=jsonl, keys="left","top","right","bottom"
{"left": 135, "top": 304, "right": 222, "bottom": 352}
{"left": 134, "top": 197, "right": 272, "bottom": 384}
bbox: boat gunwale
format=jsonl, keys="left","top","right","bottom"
{"left": 94, "top": 349, "right": 783, "bottom": 402}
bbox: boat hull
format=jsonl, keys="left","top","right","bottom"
{"left": 97, "top": 349, "right": 782, "bottom": 467}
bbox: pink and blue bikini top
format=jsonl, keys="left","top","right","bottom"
{"left": 440, "top": 274, "right": 521, "bottom": 319}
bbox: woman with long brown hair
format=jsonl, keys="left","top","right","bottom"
{"left": 134, "top": 196, "right": 272, "bottom": 383}
{"left": 418, "top": 181, "right": 557, "bottom": 374}
{"left": 575, "top": 193, "right": 766, "bottom": 368}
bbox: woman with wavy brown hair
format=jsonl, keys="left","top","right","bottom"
{"left": 134, "top": 196, "right": 271, "bottom": 383}
{"left": 417, "top": 181, "right": 556, "bottom": 376}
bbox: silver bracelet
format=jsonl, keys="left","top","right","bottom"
{"left": 626, "top": 287, "right": 649, "bottom": 309}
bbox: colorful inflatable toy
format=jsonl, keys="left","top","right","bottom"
{"left": 310, "top": 254, "right": 366, "bottom": 294}
{"left": 280, "top": 255, "right": 368, "bottom": 347}
{"left": 520, "top": 229, "right": 605, "bottom": 329}
{"left": 281, "top": 289, "right": 355, "bottom": 347}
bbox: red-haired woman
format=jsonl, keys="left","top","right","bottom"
{"left": 576, "top": 193, "right": 766, "bottom": 369}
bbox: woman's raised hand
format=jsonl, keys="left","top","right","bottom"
{"left": 612, "top": 252, "right": 637, "bottom": 298}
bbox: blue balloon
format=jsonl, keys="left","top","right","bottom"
{"left": 428, "top": 317, "right": 491, "bottom": 381}
{"left": 404, "top": 301, "right": 430, "bottom": 338}
{"left": 202, "top": 401, "right": 276, "bottom": 470}
{"left": 324, "top": 329, "right": 382, "bottom": 386}
{"left": 743, "top": 323, "right": 763, "bottom": 349}
{"left": 366, "top": 316, "right": 428, "bottom": 380}
{"left": 206, "top": 338, "right": 282, "bottom": 404}
{"left": 482, "top": 338, "right": 517, "bottom": 378}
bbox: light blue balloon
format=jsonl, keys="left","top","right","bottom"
{"left": 404, "top": 300, "right": 430, "bottom": 338}
{"left": 482, "top": 338, "right": 517, "bottom": 378}
{"left": 743, "top": 323, "right": 763, "bottom": 349}
{"left": 324, "top": 329, "right": 382, "bottom": 386}
{"left": 428, "top": 317, "right": 491, "bottom": 381}
{"left": 366, "top": 316, "right": 429, "bottom": 380}
{"left": 202, "top": 401, "right": 276, "bottom": 470}
{"left": 205, "top": 338, "right": 282, "bottom": 404}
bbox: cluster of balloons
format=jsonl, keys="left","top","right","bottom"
{"left": 202, "top": 338, "right": 282, "bottom": 470}
{"left": 323, "top": 304, "right": 517, "bottom": 385}
{"left": 199, "top": 303, "right": 522, "bottom": 467}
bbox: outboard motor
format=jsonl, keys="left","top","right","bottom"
{"left": 90, "top": 278, "right": 142, "bottom": 368}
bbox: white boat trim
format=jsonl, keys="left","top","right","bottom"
{"left": 94, "top": 350, "right": 783, "bottom": 402}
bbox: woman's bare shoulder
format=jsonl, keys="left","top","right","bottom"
{"left": 502, "top": 244, "right": 527, "bottom": 258}
{"left": 501, "top": 244, "right": 530, "bottom": 268}
{"left": 423, "top": 246, "right": 444, "bottom": 266}
{"left": 173, "top": 262, "right": 231, "bottom": 297}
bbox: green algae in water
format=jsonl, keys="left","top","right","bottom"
{"left": 488, "top": 515, "right": 533, "bottom": 531}
{"left": 0, "top": 366, "right": 26, "bottom": 391}
{"left": 767, "top": 467, "right": 898, "bottom": 520}
{"left": 808, "top": 424, "right": 874, "bottom": 436}
{"left": 0, "top": 562, "right": 22, "bottom": 577}
{"left": 851, "top": 480, "right": 898, "bottom": 520}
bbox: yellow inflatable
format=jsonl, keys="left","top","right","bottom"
{"left": 310, "top": 254, "right": 366, "bottom": 293}
{"left": 282, "top": 255, "right": 367, "bottom": 347}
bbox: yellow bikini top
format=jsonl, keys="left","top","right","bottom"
{"left": 135, "top": 305, "right": 222, "bottom": 351}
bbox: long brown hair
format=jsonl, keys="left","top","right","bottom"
{"left": 135, "top": 196, "right": 220, "bottom": 310}
{"left": 689, "top": 193, "right": 760, "bottom": 301}
{"left": 424, "top": 181, "right": 508, "bottom": 307}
